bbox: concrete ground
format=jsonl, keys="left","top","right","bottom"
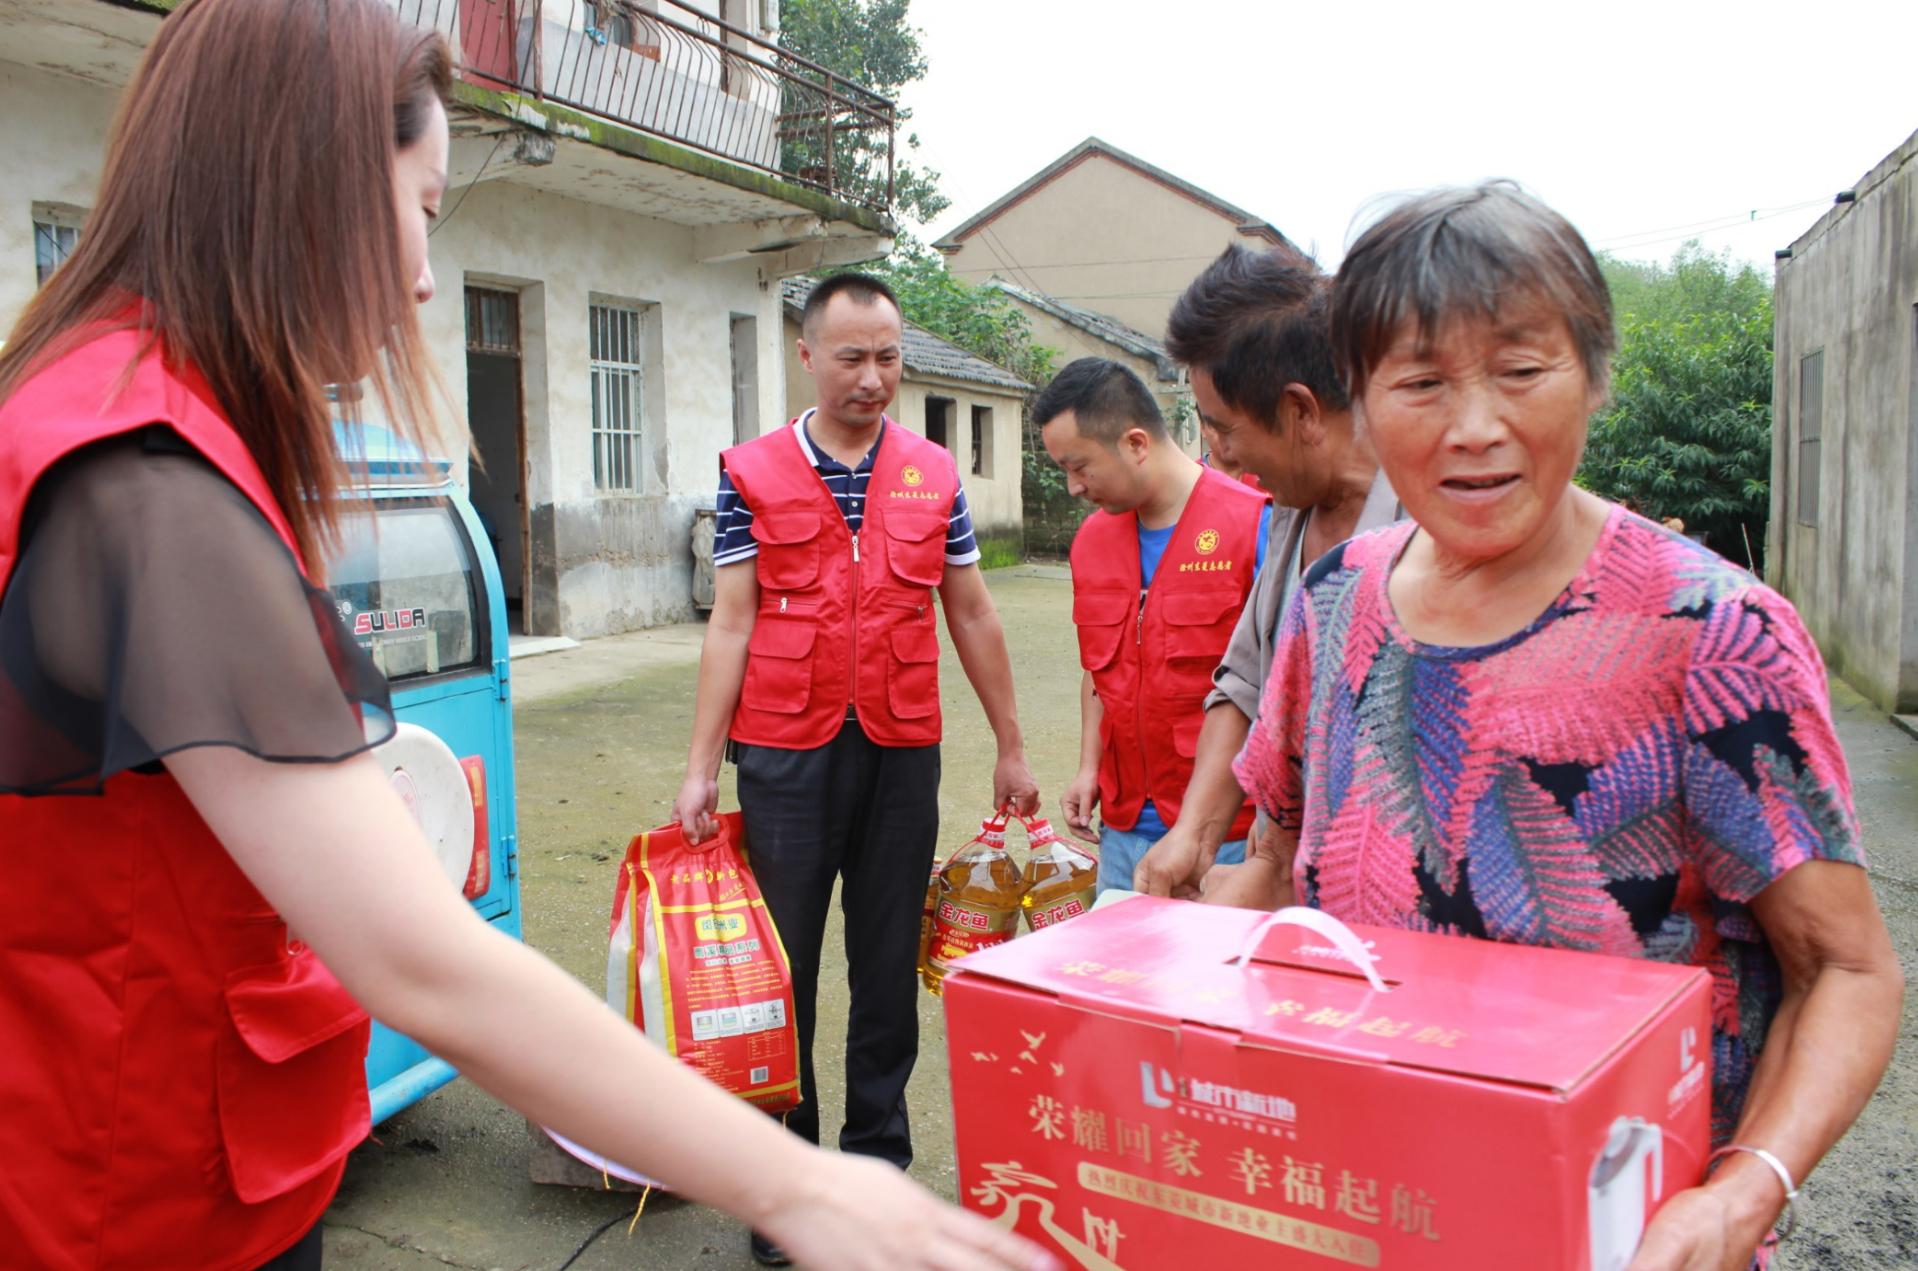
{"left": 322, "top": 568, "right": 1918, "bottom": 1270}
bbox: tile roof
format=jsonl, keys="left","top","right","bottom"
{"left": 983, "top": 280, "right": 1181, "bottom": 382}
{"left": 782, "top": 278, "right": 1033, "bottom": 393}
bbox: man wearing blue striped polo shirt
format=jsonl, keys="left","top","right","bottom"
{"left": 674, "top": 274, "right": 1038, "bottom": 1267}
{"left": 709, "top": 416, "right": 986, "bottom": 572}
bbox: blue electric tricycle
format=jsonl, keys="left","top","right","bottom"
{"left": 329, "top": 423, "right": 522, "bottom": 1123}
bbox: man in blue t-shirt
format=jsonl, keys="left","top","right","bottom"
{"left": 1038, "top": 359, "right": 1269, "bottom": 893}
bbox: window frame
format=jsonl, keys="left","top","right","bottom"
{"left": 328, "top": 494, "right": 490, "bottom": 687}
{"left": 970, "top": 403, "right": 993, "bottom": 478}
{"left": 32, "top": 202, "right": 86, "bottom": 288}
{"left": 589, "top": 299, "right": 653, "bottom": 495}
{"left": 1796, "top": 349, "right": 1824, "bottom": 528}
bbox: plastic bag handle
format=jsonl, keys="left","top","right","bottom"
{"left": 679, "top": 812, "right": 735, "bottom": 854}
{"left": 1233, "top": 906, "right": 1390, "bottom": 993}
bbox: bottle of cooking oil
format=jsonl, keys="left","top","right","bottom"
{"left": 921, "top": 818, "right": 1026, "bottom": 996}
{"left": 1020, "top": 817, "right": 1098, "bottom": 932}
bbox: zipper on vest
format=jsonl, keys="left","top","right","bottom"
{"left": 850, "top": 533, "right": 860, "bottom": 715}
{"left": 780, "top": 596, "right": 787, "bottom": 614}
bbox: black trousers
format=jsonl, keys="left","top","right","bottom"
{"left": 252, "top": 1217, "right": 322, "bottom": 1271}
{"left": 734, "top": 721, "right": 940, "bottom": 1168}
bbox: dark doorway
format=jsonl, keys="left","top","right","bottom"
{"left": 925, "top": 395, "right": 955, "bottom": 450}
{"left": 465, "top": 285, "right": 528, "bottom": 634}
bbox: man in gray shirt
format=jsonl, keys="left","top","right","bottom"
{"left": 1135, "top": 245, "right": 1403, "bottom": 898}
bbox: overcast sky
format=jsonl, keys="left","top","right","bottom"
{"left": 900, "top": 0, "right": 1915, "bottom": 275}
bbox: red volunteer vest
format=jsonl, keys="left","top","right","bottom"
{"left": 1070, "top": 466, "right": 1266, "bottom": 837}
{"left": 723, "top": 418, "right": 957, "bottom": 750}
{"left": 0, "top": 325, "right": 371, "bottom": 1271}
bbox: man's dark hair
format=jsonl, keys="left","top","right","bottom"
{"left": 1330, "top": 181, "right": 1615, "bottom": 401}
{"left": 1164, "top": 244, "right": 1348, "bottom": 430}
{"left": 1032, "top": 357, "right": 1167, "bottom": 445}
{"left": 801, "top": 272, "right": 901, "bottom": 338}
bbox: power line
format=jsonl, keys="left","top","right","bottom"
{"left": 915, "top": 140, "right": 1052, "bottom": 296}
{"left": 430, "top": 132, "right": 506, "bottom": 237}
{"left": 943, "top": 251, "right": 1228, "bottom": 272}
{"left": 1591, "top": 199, "right": 1827, "bottom": 254}
{"left": 1048, "top": 291, "right": 1188, "bottom": 301}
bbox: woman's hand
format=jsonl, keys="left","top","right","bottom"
{"left": 764, "top": 1153, "right": 1061, "bottom": 1271}
{"left": 1622, "top": 1185, "right": 1748, "bottom": 1271}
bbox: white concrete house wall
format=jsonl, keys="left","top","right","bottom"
{"left": 0, "top": 63, "right": 118, "bottom": 328}
{"left": 2, "top": 0, "right": 895, "bottom": 642}
{"left": 420, "top": 178, "right": 773, "bottom": 636}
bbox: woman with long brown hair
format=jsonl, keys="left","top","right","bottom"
{"left": 0, "top": 4, "right": 1059, "bottom": 1270}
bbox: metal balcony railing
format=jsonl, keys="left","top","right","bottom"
{"left": 395, "top": 0, "right": 896, "bottom": 214}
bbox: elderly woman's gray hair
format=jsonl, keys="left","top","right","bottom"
{"left": 1329, "top": 182, "right": 1616, "bottom": 401}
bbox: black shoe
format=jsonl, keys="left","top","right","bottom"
{"left": 750, "top": 1231, "right": 792, "bottom": 1267}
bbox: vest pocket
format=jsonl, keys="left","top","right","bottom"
{"left": 217, "top": 953, "right": 371, "bottom": 1203}
{"left": 752, "top": 511, "right": 823, "bottom": 590}
{"left": 1160, "top": 590, "right": 1242, "bottom": 663}
{"left": 742, "top": 617, "right": 818, "bottom": 714}
{"left": 1073, "top": 589, "right": 1134, "bottom": 672}
{"left": 882, "top": 508, "right": 948, "bottom": 587}
{"left": 887, "top": 622, "right": 941, "bottom": 719}
{"left": 1173, "top": 711, "right": 1205, "bottom": 760}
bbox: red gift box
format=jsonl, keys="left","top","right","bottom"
{"left": 943, "top": 900, "right": 1711, "bottom": 1270}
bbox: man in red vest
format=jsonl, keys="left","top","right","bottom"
{"left": 674, "top": 273, "right": 1039, "bottom": 1266}
{"left": 1039, "top": 358, "right": 1270, "bottom": 894}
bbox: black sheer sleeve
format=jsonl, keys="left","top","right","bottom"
{"left": 0, "top": 427, "right": 395, "bottom": 795}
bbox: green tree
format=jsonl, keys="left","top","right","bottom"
{"left": 779, "top": 0, "right": 948, "bottom": 223}
{"left": 1579, "top": 243, "right": 1773, "bottom": 569}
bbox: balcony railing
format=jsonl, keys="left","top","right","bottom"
{"left": 395, "top": 0, "right": 896, "bottom": 214}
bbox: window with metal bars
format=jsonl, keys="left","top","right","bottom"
{"left": 590, "top": 303, "right": 647, "bottom": 493}
{"left": 466, "top": 286, "right": 520, "bottom": 354}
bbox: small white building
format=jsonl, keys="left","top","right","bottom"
{"left": 3, "top": 0, "right": 897, "bottom": 639}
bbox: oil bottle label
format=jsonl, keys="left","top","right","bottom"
{"left": 1026, "top": 886, "right": 1096, "bottom": 930}
{"left": 929, "top": 896, "right": 1019, "bottom": 968}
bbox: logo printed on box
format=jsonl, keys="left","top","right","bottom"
{"left": 1141, "top": 1062, "right": 1298, "bottom": 1126}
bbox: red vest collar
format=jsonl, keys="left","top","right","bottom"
{"left": 0, "top": 323, "right": 302, "bottom": 594}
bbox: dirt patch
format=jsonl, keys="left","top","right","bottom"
{"left": 326, "top": 572, "right": 1087, "bottom": 1270}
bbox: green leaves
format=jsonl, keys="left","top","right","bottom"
{"left": 779, "top": 0, "right": 949, "bottom": 222}
{"left": 1578, "top": 243, "right": 1773, "bottom": 570}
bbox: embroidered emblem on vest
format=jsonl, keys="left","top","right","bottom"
{"left": 1195, "top": 528, "right": 1221, "bottom": 555}
{"left": 902, "top": 465, "right": 925, "bottom": 487}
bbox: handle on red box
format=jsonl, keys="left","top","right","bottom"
{"left": 1234, "top": 906, "right": 1390, "bottom": 993}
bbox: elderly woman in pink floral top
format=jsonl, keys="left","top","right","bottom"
{"left": 1217, "top": 184, "right": 1902, "bottom": 1271}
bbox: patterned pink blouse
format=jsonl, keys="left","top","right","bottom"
{"left": 1233, "top": 506, "right": 1864, "bottom": 1142}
